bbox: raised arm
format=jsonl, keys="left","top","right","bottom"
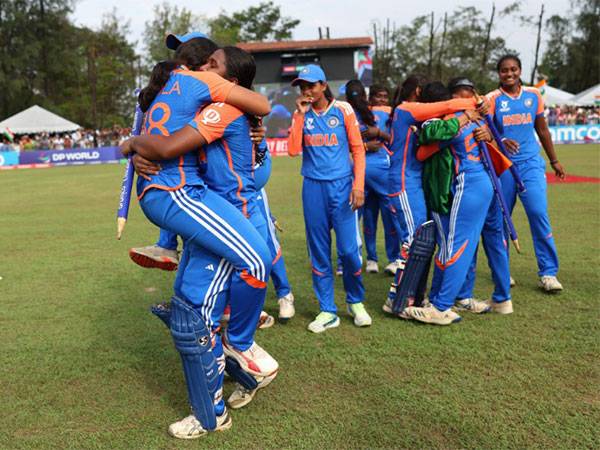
{"left": 226, "top": 86, "right": 271, "bottom": 117}
{"left": 122, "top": 126, "right": 205, "bottom": 161}
{"left": 401, "top": 98, "right": 476, "bottom": 122}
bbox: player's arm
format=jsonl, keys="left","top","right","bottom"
{"left": 401, "top": 98, "right": 476, "bottom": 122}
{"left": 122, "top": 127, "right": 206, "bottom": 161}
{"left": 201, "top": 71, "right": 271, "bottom": 117}
{"left": 287, "top": 111, "right": 304, "bottom": 156}
{"left": 535, "top": 115, "right": 565, "bottom": 179}
{"left": 344, "top": 109, "right": 366, "bottom": 210}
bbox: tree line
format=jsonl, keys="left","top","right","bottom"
{"left": 0, "top": 0, "right": 597, "bottom": 129}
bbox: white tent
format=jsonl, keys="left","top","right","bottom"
{"left": 570, "top": 83, "right": 600, "bottom": 106}
{"left": 542, "top": 85, "right": 574, "bottom": 106}
{"left": 0, "top": 105, "right": 81, "bottom": 134}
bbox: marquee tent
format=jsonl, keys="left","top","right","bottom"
{"left": 542, "top": 85, "right": 574, "bottom": 106}
{"left": 0, "top": 105, "right": 81, "bottom": 134}
{"left": 570, "top": 84, "right": 600, "bottom": 106}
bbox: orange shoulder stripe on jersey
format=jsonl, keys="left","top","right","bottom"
{"left": 524, "top": 86, "right": 545, "bottom": 114}
{"left": 194, "top": 103, "right": 244, "bottom": 144}
{"left": 370, "top": 105, "right": 392, "bottom": 114}
{"left": 174, "top": 70, "right": 235, "bottom": 103}
{"left": 137, "top": 155, "right": 187, "bottom": 200}
{"left": 222, "top": 139, "right": 249, "bottom": 218}
{"left": 288, "top": 111, "right": 304, "bottom": 156}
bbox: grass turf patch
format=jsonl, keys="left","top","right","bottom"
{"left": 0, "top": 144, "right": 598, "bottom": 449}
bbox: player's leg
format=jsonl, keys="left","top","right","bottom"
{"left": 257, "top": 188, "right": 294, "bottom": 321}
{"left": 302, "top": 178, "right": 339, "bottom": 333}
{"left": 129, "top": 228, "right": 179, "bottom": 271}
{"left": 516, "top": 157, "right": 561, "bottom": 291}
{"left": 379, "top": 196, "right": 401, "bottom": 273}
{"left": 406, "top": 172, "right": 493, "bottom": 325}
{"left": 331, "top": 177, "right": 370, "bottom": 327}
{"left": 362, "top": 188, "right": 380, "bottom": 273}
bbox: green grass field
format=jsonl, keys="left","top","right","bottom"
{"left": 1, "top": 145, "right": 599, "bottom": 449}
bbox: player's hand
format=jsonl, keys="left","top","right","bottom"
{"left": 250, "top": 124, "right": 266, "bottom": 144}
{"left": 120, "top": 138, "right": 134, "bottom": 157}
{"left": 350, "top": 189, "right": 364, "bottom": 210}
{"left": 476, "top": 98, "right": 490, "bottom": 116}
{"left": 366, "top": 140, "right": 382, "bottom": 152}
{"left": 464, "top": 109, "right": 482, "bottom": 123}
{"left": 551, "top": 160, "right": 566, "bottom": 180}
{"left": 474, "top": 126, "right": 492, "bottom": 142}
{"left": 502, "top": 138, "right": 520, "bottom": 154}
{"left": 295, "top": 94, "right": 312, "bottom": 114}
{"left": 362, "top": 125, "right": 380, "bottom": 140}
{"left": 132, "top": 153, "right": 161, "bottom": 181}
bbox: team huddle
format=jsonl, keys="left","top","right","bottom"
{"left": 119, "top": 31, "right": 565, "bottom": 439}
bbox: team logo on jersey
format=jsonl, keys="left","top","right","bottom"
{"left": 327, "top": 116, "right": 340, "bottom": 128}
{"left": 306, "top": 118, "right": 315, "bottom": 130}
{"left": 201, "top": 108, "right": 221, "bottom": 125}
{"left": 499, "top": 100, "right": 510, "bottom": 112}
{"left": 524, "top": 98, "right": 533, "bottom": 108}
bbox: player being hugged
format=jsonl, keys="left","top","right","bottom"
{"left": 288, "top": 65, "right": 370, "bottom": 333}
{"left": 487, "top": 54, "right": 565, "bottom": 293}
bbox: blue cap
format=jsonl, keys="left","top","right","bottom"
{"left": 291, "top": 64, "right": 327, "bottom": 86}
{"left": 166, "top": 31, "right": 208, "bottom": 50}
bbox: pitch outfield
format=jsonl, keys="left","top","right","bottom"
{"left": 0, "top": 145, "right": 598, "bottom": 449}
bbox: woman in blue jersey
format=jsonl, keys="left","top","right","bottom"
{"left": 121, "top": 38, "right": 277, "bottom": 439}
{"left": 344, "top": 80, "right": 400, "bottom": 276}
{"left": 487, "top": 54, "right": 565, "bottom": 292}
{"left": 287, "top": 65, "right": 370, "bottom": 333}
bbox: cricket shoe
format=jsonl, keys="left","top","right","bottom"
{"left": 484, "top": 299, "right": 514, "bottom": 314}
{"left": 307, "top": 312, "right": 340, "bottom": 333}
{"left": 227, "top": 371, "right": 278, "bottom": 409}
{"left": 335, "top": 265, "right": 343, "bottom": 276}
{"left": 382, "top": 297, "right": 417, "bottom": 320}
{"left": 347, "top": 302, "right": 372, "bottom": 327}
{"left": 510, "top": 276, "right": 516, "bottom": 287}
{"left": 277, "top": 293, "right": 295, "bottom": 323}
{"left": 222, "top": 337, "right": 278, "bottom": 377}
{"left": 168, "top": 409, "right": 232, "bottom": 439}
{"left": 404, "top": 303, "right": 462, "bottom": 326}
{"left": 366, "top": 260, "right": 379, "bottom": 274}
{"left": 129, "top": 245, "right": 179, "bottom": 271}
{"left": 257, "top": 311, "right": 275, "bottom": 329}
{"left": 384, "top": 261, "right": 400, "bottom": 276}
{"left": 539, "top": 275, "right": 563, "bottom": 293}
{"left": 454, "top": 298, "right": 492, "bottom": 314}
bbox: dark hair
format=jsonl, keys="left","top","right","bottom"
{"left": 447, "top": 76, "right": 475, "bottom": 93}
{"left": 345, "top": 79, "right": 375, "bottom": 126}
{"left": 222, "top": 46, "right": 256, "bottom": 90}
{"left": 324, "top": 84, "right": 334, "bottom": 102}
{"left": 496, "top": 54, "right": 522, "bottom": 72}
{"left": 138, "top": 37, "right": 219, "bottom": 112}
{"left": 388, "top": 73, "right": 428, "bottom": 127}
{"left": 369, "top": 84, "right": 388, "bottom": 101}
{"left": 420, "top": 81, "right": 451, "bottom": 103}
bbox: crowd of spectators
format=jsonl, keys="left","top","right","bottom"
{"left": 545, "top": 106, "right": 600, "bottom": 126}
{"left": 0, "top": 126, "right": 132, "bottom": 152}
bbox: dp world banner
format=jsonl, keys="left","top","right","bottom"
{"left": 19, "top": 147, "right": 122, "bottom": 166}
{"left": 549, "top": 124, "right": 600, "bottom": 144}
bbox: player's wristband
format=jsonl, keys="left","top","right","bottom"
{"left": 550, "top": 159, "right": 559, "bottom": 165}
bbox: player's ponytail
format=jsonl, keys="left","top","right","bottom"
{"left": 345, "top": 80, "right": 375, "bottom": 126}
{"left": 138, "top": 60, "right": 179, "bottom": 112}
{"left": 387, "top": 74, "right": 428, "bottom": 128}
{"left": 324, "top": 84, "right": 334, "bottom": 102}
{"left": 138, "top": 37, "right": 219, "bottom": 112}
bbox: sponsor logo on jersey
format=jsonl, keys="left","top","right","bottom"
{"left": 327, "top": 116, "right": 340, "bottom": 128}
{"left": 201, "top": 108, "right": 221, "bottom": 125}
{"left": 499, "top": 100, "right": 510, "bottom": 112}
{"left": 205, "top": 264, "right": 215, "bottom": 271}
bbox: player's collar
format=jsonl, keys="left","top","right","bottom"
{"left": 311, "top": 99, "right": 336, "bottom": 116}
{"left": 500, "top": 85, "right": 522, "bottom": 100}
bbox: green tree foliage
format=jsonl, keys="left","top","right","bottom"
{"left": 372, "top": 4, "right": 517, "bottom": 93}
{"left": 539, "top": 0, "right": 600, "bottom": 92}
{"left": 0, "top": 0, "right": 137, "bottom": 128}
{"left": 209, "top": 1, "right": 300, "bottom": 45}
{"left": 142, "top": 2, "right": 205, "bottom": 68}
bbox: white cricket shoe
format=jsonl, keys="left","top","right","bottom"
{"left": 129, "top": 245, "right": 179, "bottom": 271}
{"left": 510, "top": 276, "right": 516, "bottom": 287}
{"left": 227, "top": 371, "right": 278, "bottom": 409}
{"left": 257, "top": 311, "right": 275, "bottom": 329}
{"left": 335, "top": 265, "right": 343, "bottom": 276}
{"left": 454, "top": 298, "right": 492, "bottom": 314}
{"left": 222, "top": 338, "right": 279, "bottom": 377}
{"left": 168, "top": 410, "right": 232, "bottom": 439}
{"left": 366, "top": 260, "right": 379, "bottom": 274}
{"left": 539, "top": 275, "right": 563, "bottom": 293}
{"left": 484, "top": 299, "right": 514, "bottom": 314}
{"left": 347, "top": 302, "right": 372, "bottom": 327}
{"left": 404, "top": 303, "right": 462, "bottom": 325}
{"left": 382, "top": 298, "right": 393, "bottom": 314}
{"left": 308, "top": 312, "right": 340, "bottom": 333}
{"left": 384, "top": 261, "right": 399, "bottom": 275}
{"left": 277, "top": 293, "right": 295, "bottom": 322}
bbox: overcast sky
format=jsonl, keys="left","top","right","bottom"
{"left": 72, "top": 0, "right": 570, "bottom": 77}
